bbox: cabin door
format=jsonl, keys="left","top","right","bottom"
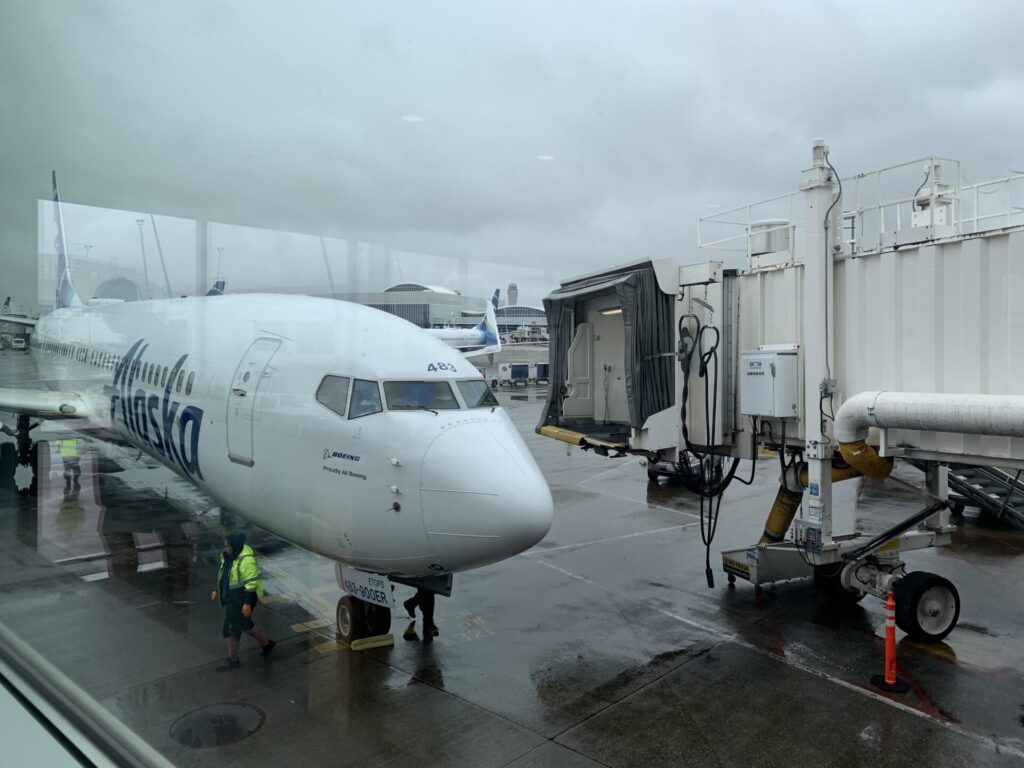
{"left": 226, "top": 337, "right": 281, "bottom": 466}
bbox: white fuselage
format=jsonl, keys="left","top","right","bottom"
{"left": 31, "top": 294, "right": 553, "bottom": 577}
{"left": 429, "top": 327, "right": 489, "bottom": 349}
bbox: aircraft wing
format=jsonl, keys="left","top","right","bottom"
{"left": 0, "top": 315, "right": 37, "bottom": 327}
{"left": 0, "top": 387, "right": 93, "bottom": 419}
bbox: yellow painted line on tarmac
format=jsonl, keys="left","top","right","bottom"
{"left": 258, "top": 592, "right": 294, "bottom": 605}
{"left": 290, "top": 618, "right": 333, "bottom": 634}
{"left": 312, "top": 583, "right": 340, "bottom": 594}
{"left": 314, "top": 640, "right": 345, "bottom": 655}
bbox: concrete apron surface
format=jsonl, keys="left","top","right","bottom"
{"left": 2, "top": 350, "right": 1024, "bottom": 767}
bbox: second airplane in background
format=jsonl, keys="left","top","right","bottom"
{"left": 425, "top": 289, "right": 501, "bottom": 358}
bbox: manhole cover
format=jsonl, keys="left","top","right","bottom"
{"left": 169, "top": 703, "right": 265, "bottom": 748}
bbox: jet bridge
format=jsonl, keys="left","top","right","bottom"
{"left": 539, "top": 141, "right": 1024, "bottom": 642}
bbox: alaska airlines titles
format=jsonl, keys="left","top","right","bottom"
{"left": 110, "top": 338, "right": 204, "bottom": 481}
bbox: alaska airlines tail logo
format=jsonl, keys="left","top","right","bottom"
{"left": 110, "top": 339, "right": 204, "bottom": 480}
{"left": 481, "top": 289, "right": 500, "bottom": 347}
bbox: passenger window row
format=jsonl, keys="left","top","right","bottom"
{"left": 38, "top": 340, "right": 197, "bottom": 396}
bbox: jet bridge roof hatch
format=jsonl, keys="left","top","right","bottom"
{"left": 538, "top": 266, "right": 674, "bottom": 454}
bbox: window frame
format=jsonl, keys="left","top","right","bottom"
{"left": 348, "top": 378, "right": 383, "bottom": 419}
{"left": 383, "top": 380, "right": 462, "bottom": 411}
{"left": 456, "top": 378, "right": 500, "bottom": 409}
{"left": 315, "top": 375, "right": 352, "bottom": 418}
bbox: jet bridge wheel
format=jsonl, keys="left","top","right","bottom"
{"left": 893, "top": 571, "right": 960, "bottom": 643}
{"left": 336, "top": 596, "right": 392, "bottom": 644}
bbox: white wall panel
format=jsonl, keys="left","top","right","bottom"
{"left": 731, "top": 227, "right": 1024, "bottom": 462}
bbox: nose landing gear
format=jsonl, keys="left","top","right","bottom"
{"left": 1, "top": 415, "right": 39, "bottom": 497}
{"left": 335, "top": 595, "right": 392, "bottom": 645}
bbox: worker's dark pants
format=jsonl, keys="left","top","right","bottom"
{"left": 63, "top": 458, "right": 80, "bottom": 486}
{"left": 409, "top": 588, "right": 436, "bottom": 629}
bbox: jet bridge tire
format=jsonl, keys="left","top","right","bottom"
{"left": 813, "top": 564, "right": 866, "bottom": 604}
{"left": 893, "top": 571, "right": 960, "bottom": 643}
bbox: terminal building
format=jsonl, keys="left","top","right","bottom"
{"left": 317, "top": 283, "right": 489, "bottom": 329}
{"left": 494, "top": 304, "right": 547, "bottom": 338}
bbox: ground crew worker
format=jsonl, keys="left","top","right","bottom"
{"left": 57, "top": 437, "right": 80, "bottom": 491}
{"left": 211, "top": 531, "right": 275, "bottom": 670}
{"left": 403, "top": 587, "right": 439, "bottom": 642}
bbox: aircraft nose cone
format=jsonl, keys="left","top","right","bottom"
{"left": 420, "top": 420, "right": 553, "bottom": 571}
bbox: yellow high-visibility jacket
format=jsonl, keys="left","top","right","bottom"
{"left": 57, "top": 438, "right": 78, "bottom": 459}
{"left": 216, "top": 544, "right": 265, "bottom": 600}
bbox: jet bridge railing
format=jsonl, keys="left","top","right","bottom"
{"left": 700, "top": 153, "right": 1024, "bottom": 260}
{"left": 696, "top": 189, "right": 802, "bottom": 258}
{"left": 960, "top": 172, "right": 1024, "bottom": 234}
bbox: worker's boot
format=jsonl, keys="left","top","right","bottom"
{"left": 403, "top": 622, "right": 418, "bottom": 641}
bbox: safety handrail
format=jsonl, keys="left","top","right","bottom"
{"left": 699, "top": 154, "right": 1024, "bottom": 258}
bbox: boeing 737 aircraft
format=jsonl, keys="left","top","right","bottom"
{"left": 425, "top": 289, "right": 501, "bottom": 357}
{"left": 0, "top": 175, "right": 553, "bottom": 641}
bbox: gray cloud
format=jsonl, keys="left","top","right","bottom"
{"left": 2, "top": 1, "right": 1022, "bottom": 307}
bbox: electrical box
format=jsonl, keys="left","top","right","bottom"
{"left": 740, "top": 346, "right": 799, "bottom": 418}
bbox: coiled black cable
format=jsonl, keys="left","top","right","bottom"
{"left": 675, "top": 307, "right": 756, "bottom": 587}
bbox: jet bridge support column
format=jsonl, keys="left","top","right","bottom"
{"left": 800, "top": 139, "right": 840, "bottom": 559}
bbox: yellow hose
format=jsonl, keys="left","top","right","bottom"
{"left": 538, "top": 425, "right": 585, "bottom": 446}
{"left": 759, "top": 486, "right": 804, "bottom": 544}
{"left": 758, "top": 463, "right": 866, "bottom": 544}
{"left": 838, "top": 439, "right": 894, "bottom": 479}
{"left": 799, "top": 463, "right": 863, "bottom": 486}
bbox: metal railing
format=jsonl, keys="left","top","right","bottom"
{"left": 698, "top": 154, "right": 1024, "bottom": 259}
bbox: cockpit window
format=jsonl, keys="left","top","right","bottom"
{"left": 349, "top": 379, "right": 383, "bottom": 419}
{"left": 316, "top": 375, "right": 350, "bottom": 417}
{"left": 457, "top": 379, "right": 499, "bottom": 408}
{"left": 384, "top": 381, "right": 460, "bottom": 410}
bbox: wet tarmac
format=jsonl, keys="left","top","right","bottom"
{"left": 3, "top": 347, "right": 1024, "bottom": 766}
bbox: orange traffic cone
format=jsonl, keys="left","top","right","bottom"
{"left": 871, "top": 590, "right": 909, "bottom": 693}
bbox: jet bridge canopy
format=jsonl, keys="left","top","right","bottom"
{"left": 538, "top": 265, "right": 674, "bottom": 444}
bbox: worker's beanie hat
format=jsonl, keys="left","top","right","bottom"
{"left": 227, "top": 531, "right": 247, "bottom": 551}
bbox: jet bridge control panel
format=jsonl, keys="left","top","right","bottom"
{"left": 739, "top": 347, "right": 799, "bottom": 419}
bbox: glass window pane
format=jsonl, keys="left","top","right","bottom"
{"left": 384, "top": 380, "right": 460, "bottom": 410}
{"left": 457, "top": 379, "right": 499, "bottom": 408}
{"left": 315, "top": 375, "right": 350, "bottom": 417}
{"left": 185, "top": 372, "right": 194, "bottom": 395}
{"left": 349, "top": 379, "right": 382, "bottom": 419}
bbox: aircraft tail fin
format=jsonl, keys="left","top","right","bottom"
{"left": 473, "top": 289, "right": 500, "bottom": 351}
{"left": 205, "top": 279, "right": 226, "bottom": 296}
{"left": 52, "top": 172, "right": 82, "bottom": 309}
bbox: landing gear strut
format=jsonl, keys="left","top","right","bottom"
{"left": 1, "top": 415, "right": 39, "bottom": 496}
{"left": 335, "top": 596, "right": 391, "bottom": 644}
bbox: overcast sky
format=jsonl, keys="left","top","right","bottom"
{"left": 2, "top": 1, "right": 1023, "bottom": 308}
